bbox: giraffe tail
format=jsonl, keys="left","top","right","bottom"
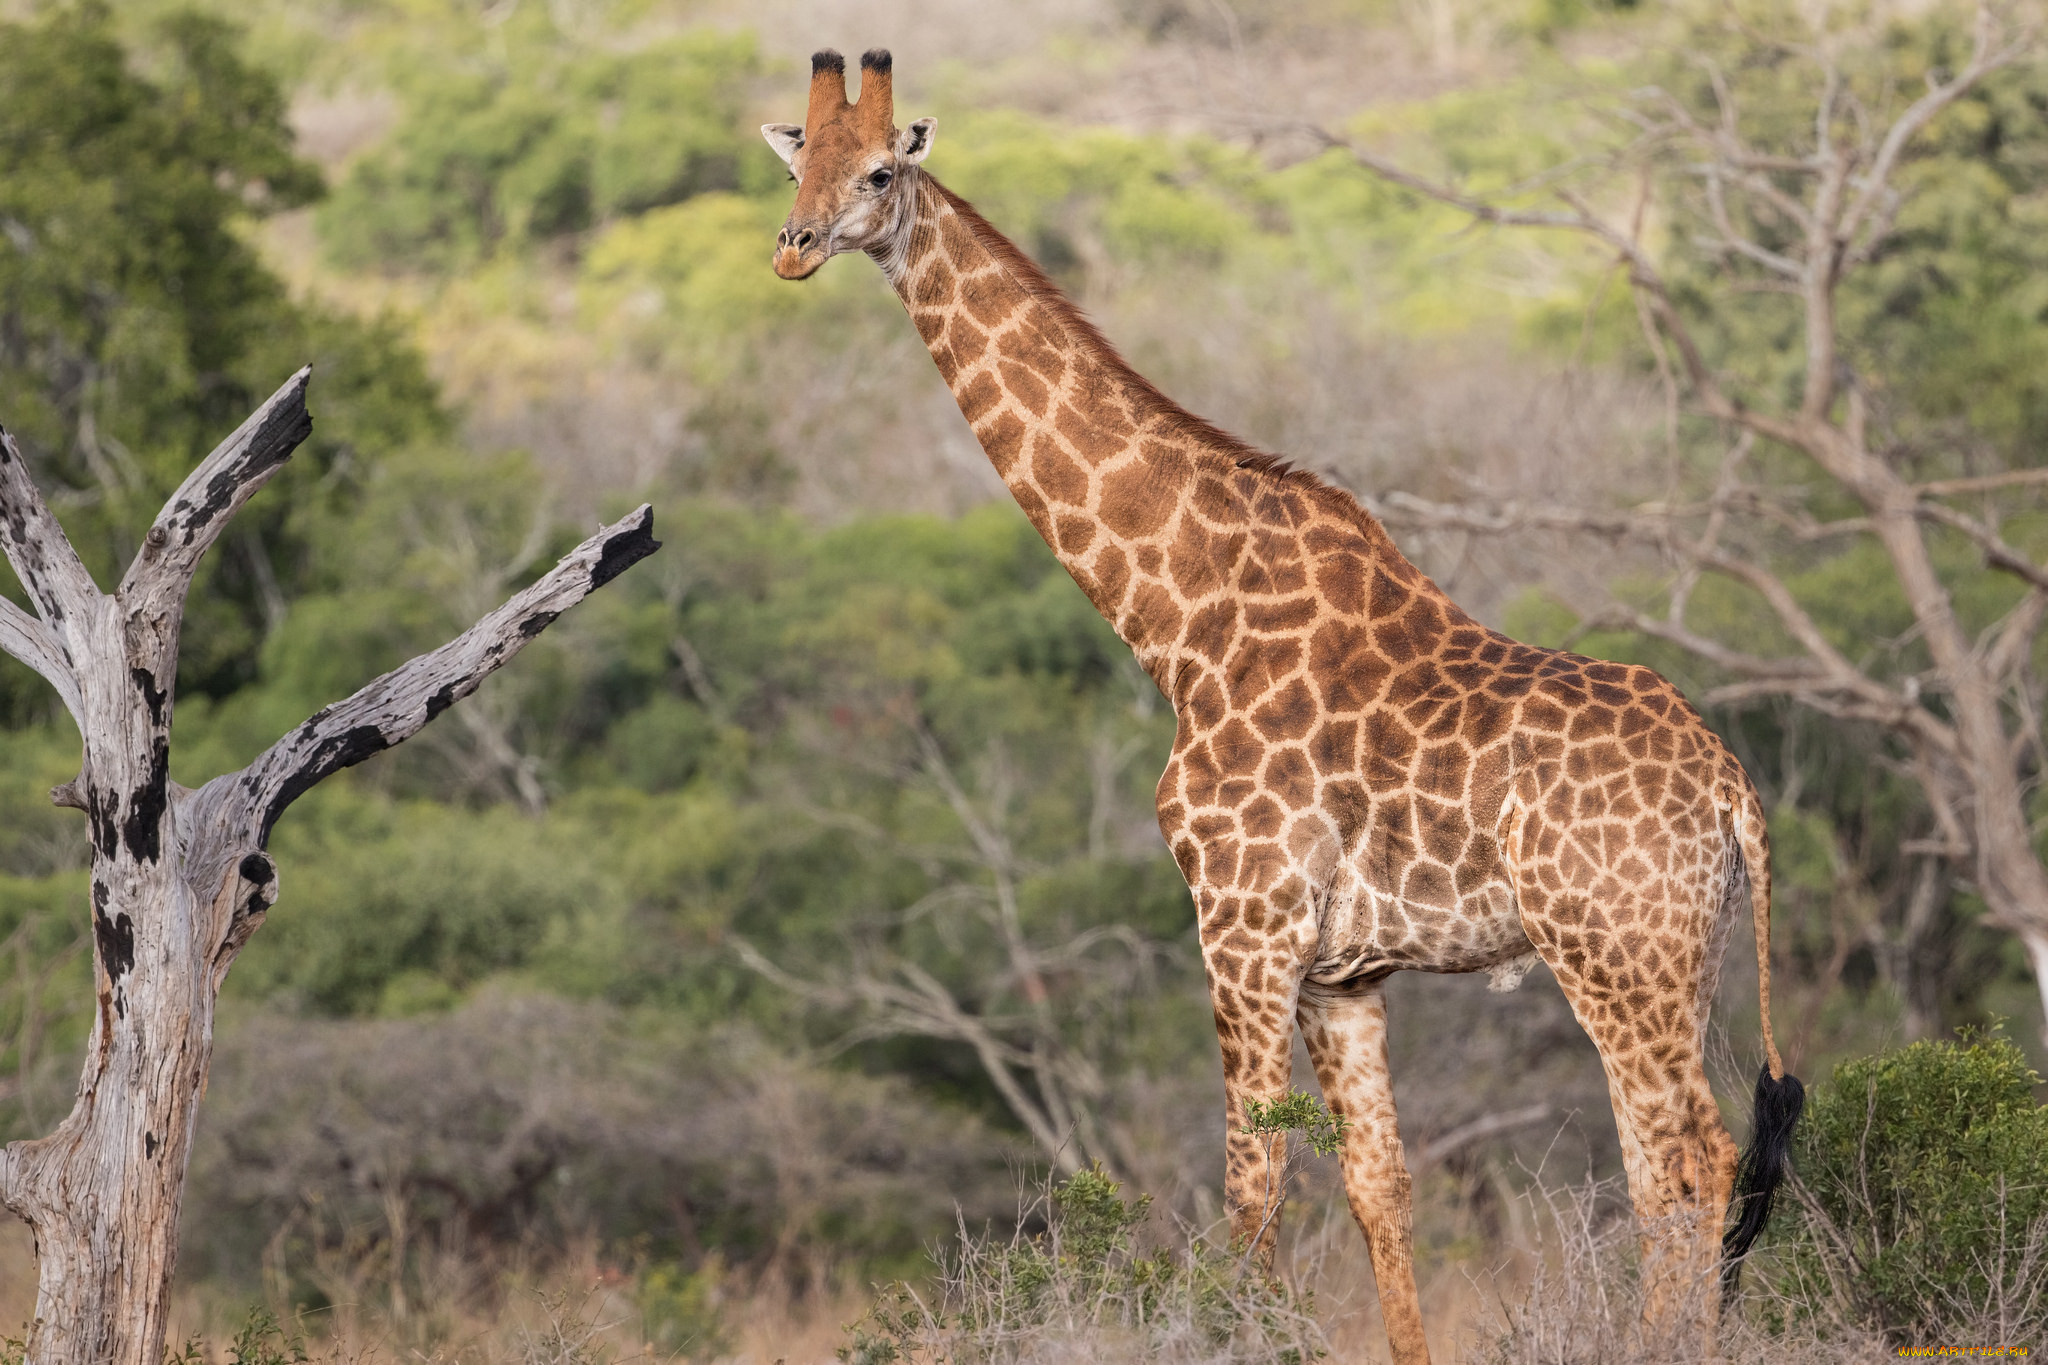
{"left": 1720, "top": 780, "right": 1805, "bottom": 1296}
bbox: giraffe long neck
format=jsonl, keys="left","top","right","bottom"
{"left": 880, "top": 174, "right": 1269, "bottom": 675}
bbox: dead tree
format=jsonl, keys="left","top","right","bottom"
{"left": 1316, "top": 5, "right": 2048, "bottom": 1039}
{"left": 0, "top": 369, "right": 658, "bottom": 1361}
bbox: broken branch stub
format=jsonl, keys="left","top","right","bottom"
{"left": 0, "top": 368, "right": 660, "bottom": 1364}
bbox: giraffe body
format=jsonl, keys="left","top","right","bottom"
{"left": 766, "top": 52, "right": 1799, "bottom": 1362}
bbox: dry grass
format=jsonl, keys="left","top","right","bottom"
{"left": 2, "top": 1212, "right": 864, "bottom": 1364}
{"left": 3, "top": 1173, "right": 1949, "bottom": 1365}
{"left": 1440, "top": 1176, "right": 1893, "bottom": 1365}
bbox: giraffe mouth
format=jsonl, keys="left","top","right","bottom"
{"left": 770, "top": 237, "right": 827, "bottom": 280}
{"left": 773, "top": 246, "right": 826, "bottom": 280}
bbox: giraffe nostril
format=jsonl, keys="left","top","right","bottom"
{"left": 795, "top": 229, "right": 816, "bottom": 250}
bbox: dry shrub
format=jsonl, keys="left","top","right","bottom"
{"left": 840, "top": 1167, "right": 1329, "bottom": 1365}
{"left": 1467, "top": 1176, "right": 1888, "bottom": 1365}
{"left": 180, "top": 988, "right": 1018, "bottom": 1329}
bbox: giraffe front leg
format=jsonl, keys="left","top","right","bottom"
{"left": 1298, "top": 980, "right": 1431, "bottom": 1365}
{"left": 1203, "top": 903, "right": 1307, "bottom": 1273}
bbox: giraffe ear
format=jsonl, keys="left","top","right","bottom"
{"left": 899, "top": 117, "right": 936, "bottom": 166}
{"left": 762, "top": 123, "right": 805, "bottom": 169}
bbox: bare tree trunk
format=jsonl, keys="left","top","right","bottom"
{"left": 1, "top": 864, "right": 253, "bottom": 1354}
{"left": 0, "top": 369, "right": 659, "bottom": 1362}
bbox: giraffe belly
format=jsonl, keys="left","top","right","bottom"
{"left": 1305, "top": 865, "right": 1531, "bottom": 986}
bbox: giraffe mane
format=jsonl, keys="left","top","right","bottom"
{"left": 931, "top": 180, "right": 1393, "bottom": 540}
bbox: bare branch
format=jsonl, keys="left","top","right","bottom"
{"left": 1307, "top": 128, "right": 1591, "bottom": 233}
{"left": 118, "top": 368, "right": 313, "bottom": 616}
{"left": 1363, "top": 490, "right": 1637, "bottom": 540}
{"left": 1368, "top": 484, "right": 1867, "bottom": 548}
{"left": 1699, "top": 171, "right": 1804, "bottom": 278}
{"left": 1312, "top": 123, "right": 1830, "bottom": 456}
{"left": 1593, "top": 605, "right": 1825, "bottom": 684}
{"left": 731, "top": 937, "right": 1080, "bottom": 1169}
{"left": 1915, "top": 469, "right": 2048, "bottom": 498}
{"left": 209, "top": 505, "right": 659, "bottom": 848}
{"left": 0, "top": 596, "right": 79, "bottom": 725}
{"left": 1411, "top": 1103, "right": 1555, "bottom": 1175}
{"left": 0, "top": 428, "right": 101, "bottom": 631}
{"left": 1917, "top": 502, "right": 2048, "bottom": 592}
{"left": 1838, "top": 3, "right": 2033, "bottom": 254}
{"left": 1984, "top": 588, "right": 2048, "bottom": 686}
{"left": 1698, "top": 550, "right": 1857, "bottom": 679}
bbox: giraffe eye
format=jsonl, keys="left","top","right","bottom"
{"left": 868, "top": 168, "right": 893, "bottom": 191}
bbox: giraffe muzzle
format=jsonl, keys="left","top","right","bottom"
{"left": 774, "top": 223, "right": 826, "bottom": 280}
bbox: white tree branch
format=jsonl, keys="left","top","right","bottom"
{"left": 1589, "top": 605, "right": 1825, "bottom": 684}
{"left": 197, "top": 505, "right": 659, "bottom": 851}
{"left": 0, "top": 596, "right": 80, "bottom": 725}
{"left": 119, "top": 368, "right": 313, "bottom": 618}
{"left": 731, "top": 936, "right": 1076, "bottom": 1165}
{"left": 1699, "top": 170, "right": 1804, "bottom": 278}
{"left": 0, "top": 428, "right": 102, "bottom": 633}
{"left": 1316, "top": 124, "right": 1828, "bottom": 457}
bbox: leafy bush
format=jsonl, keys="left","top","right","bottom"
{"left": 320, "top": 18, "right": 760, "bottom": 269}
{"left": 839, "top": 1167, "right": 1326, "bottom": 1364}
{"left": 1762, "top": 1031, "right": 2048, "bottom": 1346}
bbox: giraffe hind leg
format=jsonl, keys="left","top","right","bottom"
{"left": 1520, "top": 891, "right": 1738, "bottom": 1349}
{"left": 1298, "top": 980, "right": 1431, "bottom": 1365}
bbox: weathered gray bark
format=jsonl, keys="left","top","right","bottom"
{"left": 0, "top": 369, "right": 659, "bottom": 1362}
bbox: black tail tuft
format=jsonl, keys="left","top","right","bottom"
{"left": 1720, "top": 1064, "right": 1805, "bottom": 1298}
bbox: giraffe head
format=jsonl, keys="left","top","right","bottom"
{"left": 763, "top": 48, "right": 935, "bottom": 280}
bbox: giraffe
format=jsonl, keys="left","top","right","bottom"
{"left": 763, "top": 50, "right": 1804, "bottom": 1362}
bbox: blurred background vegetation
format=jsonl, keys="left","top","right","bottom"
{"left": 0, "top": 0, "right": 2044, "bottom": 1356}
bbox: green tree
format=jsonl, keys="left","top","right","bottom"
{"left": 0, "top": 4, "right": 449, "bottom": 705}
{"left": 319, "top": 18, "right": 762, "bottom": 271}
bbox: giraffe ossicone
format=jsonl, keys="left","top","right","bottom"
{"left": 765, "top": 49, "right": 1803, "bottom": 1363}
